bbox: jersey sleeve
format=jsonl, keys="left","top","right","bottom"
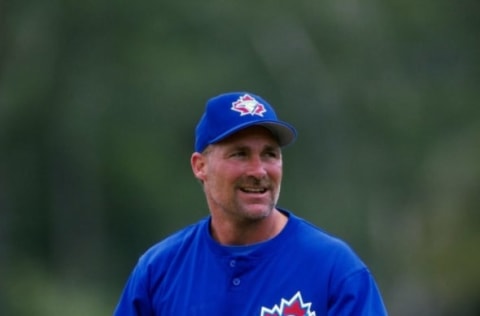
{"left": 113, "top": 261, "right": 154, "bottom": 316}
{"left": 327, "top": 268, "right": 388, "bottom": 316}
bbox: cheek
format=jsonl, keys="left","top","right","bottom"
{"left": 275, "top": 172, "right": 282, "bottom": 183}
{"left": 211, "top": 164, "right": 240, "bottom": 180}
{"left": 268, "top": 165, "right": 283, "bottom": 182}
{"left": 205, "top": 165, "right": 231, "bottom": 188}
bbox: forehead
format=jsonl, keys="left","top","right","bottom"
{"left": 214, "top": 126, "right": 279, "bottom": 148}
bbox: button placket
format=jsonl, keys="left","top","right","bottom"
{"left": 229, "top": 257, "right": 241, "bottom": 287}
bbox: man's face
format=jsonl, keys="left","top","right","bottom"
{"left": 192, "top": 126, "right": 283, "bottom": 223}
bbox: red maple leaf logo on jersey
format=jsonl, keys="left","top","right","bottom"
{"left": 260, "top": 291, "right": 316, "bottom": 316}
{"left": 231, "top": 94, "right": 267, "bottom": 116}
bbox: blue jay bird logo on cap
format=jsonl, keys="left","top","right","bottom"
{"left": 231, "top": 94, "right": 267, "bottom": 117}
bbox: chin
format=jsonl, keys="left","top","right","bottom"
{"left": 241, "top": 207, "right": 273, "bottom": 220}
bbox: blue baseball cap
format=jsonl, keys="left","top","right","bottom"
{"left": 194, "top": 92, "right": 297, "bottom": 152}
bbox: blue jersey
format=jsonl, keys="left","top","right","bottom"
{"left": 114, "top": 210, "right": 387, "bottom": 315}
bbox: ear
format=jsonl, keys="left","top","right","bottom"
{"left": 191, "top": 152, "right": 207, "bottom": 181}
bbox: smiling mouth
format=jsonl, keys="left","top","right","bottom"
{"left": 240, "top": 187, "right": 267, "bottom": 194}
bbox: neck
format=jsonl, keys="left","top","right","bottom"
{"left": 210, "top": 209, "right": 288, "bottom": 246}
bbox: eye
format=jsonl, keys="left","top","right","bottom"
{"left": 264, "top": 150, "right": 280, "bottom": 159}
{"left": 230, "top": 150, "right": 247, "bottom": 157}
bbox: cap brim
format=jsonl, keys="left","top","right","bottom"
{"left": 209, "top": 120, "right": 297, "bottom": 148}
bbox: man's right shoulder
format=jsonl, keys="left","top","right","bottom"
{"left": 138, "top": 217, "right": 209, "bottom": 266}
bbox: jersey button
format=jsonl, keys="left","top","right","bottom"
{"left": 229, "top": 260, "right": 236, "bottom": 267}
{"left": 232, "top": 278, "right": 241, "bottom": 286}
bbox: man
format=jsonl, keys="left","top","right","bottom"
{"left": 114, "top": 92, "right": 388, "bottom": 315}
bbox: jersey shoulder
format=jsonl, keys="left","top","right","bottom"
{"left": 289, "top": 213, "right": 351, "bottom": 247}
{"left": 288, "top": 212, "right": 368, "bottom": 271}
{"left": 138, "top": 216, "right": 209, "bottom": 267}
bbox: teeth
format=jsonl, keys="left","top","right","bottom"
{"left": 242, "top": 188, "right": 266, "bottom": 193}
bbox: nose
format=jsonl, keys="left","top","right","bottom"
{"left": 245, "top": 155, "right": 267, "bottom": 178}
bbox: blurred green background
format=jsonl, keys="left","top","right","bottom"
{"left": 1, "top": 0, "right": 479, "bottom": 315}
